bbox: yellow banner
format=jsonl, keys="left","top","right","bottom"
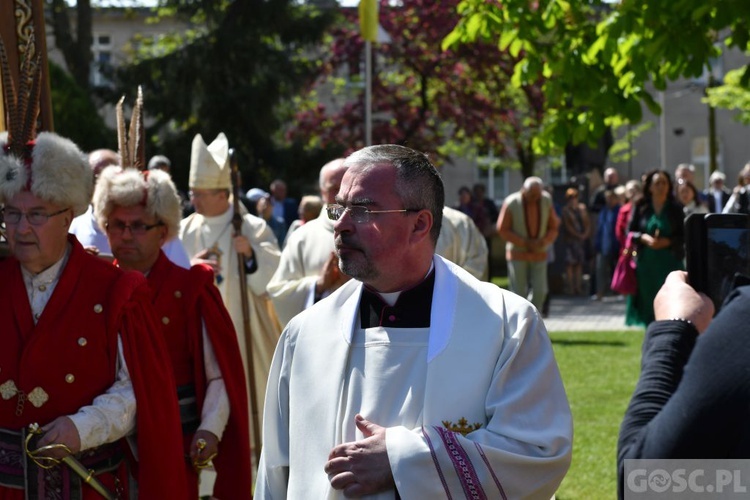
{"left": 359, "top": 0, "right": 378, "bottom": 43}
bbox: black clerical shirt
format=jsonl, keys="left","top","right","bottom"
{"left": 359, "top": 271, "right": 435, "bottom": 329}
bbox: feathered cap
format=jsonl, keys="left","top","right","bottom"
{"left": 188, "top": 132, "right": 230, "bottom": 189}
{"left": 93, "top": 166, "right": 182, "bottom": 240}
{"left": 92, "top": 87, "right": 180, "bottom": 238}
{"left": 0, "top": 32, "right": 91, "bottom": 216}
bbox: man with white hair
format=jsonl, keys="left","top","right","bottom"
{"left": 705, "top": 170, "right": 731, "bottom": 213}
{"left": 497, "top": 176, "right": 560, "bottom": 312}
{"left": 69, "top": 149, "right": 191, "bottom": 266}
{"left": 93, "top": 165, "right": 251, "bottom": 498}
{"left": 0, "top": 132, "right": 187, "bottom": 498}
{"left": 266, "top": 159, "right": 351, "bottom": 326}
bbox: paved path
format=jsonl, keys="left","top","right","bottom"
{"left": 542, "top": 294, "right": 642, "bottom": 332}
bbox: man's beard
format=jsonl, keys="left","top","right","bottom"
{"left": 335, "top": 236, "right": 378, "bottom": 282}
{"left": 338, "top": 255, "right": 378, "bottom": 282}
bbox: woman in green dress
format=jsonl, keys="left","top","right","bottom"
{"left": 626, "top": 169, "right": 685, "bottom": 326}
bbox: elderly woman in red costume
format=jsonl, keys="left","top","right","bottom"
{"left": 92, "top": 164, "right": 251, "bottom": 499}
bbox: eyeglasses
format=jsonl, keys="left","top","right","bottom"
{"left": 105, "top": 220, "right": 165, "bottom": 236}
{"left": 188, "top": 190, "right": 224, "bottom": 199}
{"left": 326, "top": 204, "right": 420, "bottom": 224}
{"left": 2, "top": 207, "right": 69, "bottom": 226}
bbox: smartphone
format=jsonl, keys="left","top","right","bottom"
{"left": 685, "top": 212, "right": 707, "bottom": 296}
{"left": 704, "top": 213, "right": 750, "bottom": 311}
{"left": 685, "top": 213, "right": 750, "bottom": 312}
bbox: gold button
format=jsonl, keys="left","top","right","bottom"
{"left": 174, "top": 290, "right": 182, "bottom": 298}
{"left": 94, "top": 304, "right": 103, "bottom": 313}
{"left": 65, "top": 374, "right": 75, "bottom": 383}
{"left": 162, "top": 317, "right": 170, "bottom": 325}
{"left": 78, "top": 337, "right": 87, "bottom": 347}
{"left": 38, "top": 284, "right": 47, "bottom": 292}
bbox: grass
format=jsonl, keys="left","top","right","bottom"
{"left": 491, "top": 275, "right": 644, "bottom": 497}
{"left": 549, "top": 330, "right": 644, "bottom": 500}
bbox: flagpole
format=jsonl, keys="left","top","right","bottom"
{"left": 365, "top": 39, "right": 372, "bottom": 147}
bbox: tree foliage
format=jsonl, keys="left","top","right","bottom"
{"left": 114, "top": 0, "right": 337, "bottom": 193}
{"left": 287, "top": 0, "right": 549, "bottom": 178}
{"left": 705, "top": 68, "right": 750, "bottom": 125}
{"left": 446, "top": 0, "right": 750, "bottom": 153}
{"left": 48, "top": 60, "right": 111, "bottom": 151}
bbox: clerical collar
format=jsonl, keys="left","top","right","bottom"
{"left": 359, "top": 268, "right": 435, "bottom": 329}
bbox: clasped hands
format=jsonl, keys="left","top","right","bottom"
{"left": 324, "top": 414, "right": 395, "bottom": 498}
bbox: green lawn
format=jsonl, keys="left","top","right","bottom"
{"left": 489, "top": 277, "right": 644, "bottom": 497}
{"left": 550, "top": 330, "right": 644, "bottom": 500}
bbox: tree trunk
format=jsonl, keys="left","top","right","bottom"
{"left": 48, "top": 0, "right": 92, "bottom": 90}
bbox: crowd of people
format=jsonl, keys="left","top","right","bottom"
{"left": 0, "top": 103, "right": 574, "bottom": 497}
{"left": 2, "top": 87, "right": 747, "bottom": 496}
{"left": 0, "top": 43, "right": 744, "bottom": 498}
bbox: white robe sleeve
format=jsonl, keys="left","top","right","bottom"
{"left": 197, "top": 327, "right": 230, "bottom": 439}
{"left": 266, "top": 231, "right": 318, "bottom": 326}
{"left": 243, "top": 215, "right": 282, "bottom": 296}
{"left": 437, "top": 207, "right": 488, "bottom": 281}
{"left": 68, "top": 336, "right": 137, "bottom": 451}
{"left": 162, "top": 237, "right": 191, "bottom": 270}
{"left": 256, "top": 330, "right": 292, "bottom": 499}
{"left": 453, "top": 215, "right": 489, "bottom": 281}
{"left": 385, "top": 311, "right": 572, "bottom": 499}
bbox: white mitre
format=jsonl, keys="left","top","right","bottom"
{"left": 188, "top": 132, "right": 230, "bottom": 189}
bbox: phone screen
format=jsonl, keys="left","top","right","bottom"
{"left": 706, "top": 225, "right": 750, "bottom": 310}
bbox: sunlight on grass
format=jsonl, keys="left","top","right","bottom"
{"left": 550, "top": 329, "right": 644, "bottom": 500}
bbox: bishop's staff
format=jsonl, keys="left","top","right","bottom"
{"left": 229, "top": 148, "right": 262, "bottom": 469}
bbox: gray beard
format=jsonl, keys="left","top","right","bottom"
{"left": 338, "top": 255, "right": 378, "bottom": 283}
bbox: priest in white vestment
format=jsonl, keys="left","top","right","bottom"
{"left": 258, "top": 145, "right": 572, "bottom": 499}
{"left": 179, "top": 133, "right": 282, "bottom": 429}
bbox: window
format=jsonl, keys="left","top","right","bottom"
{"left": 91, "top": 33, "right": 113, "bottom": 88}
{"left": 476, "top": 157, "right": 507, "bottom": 204}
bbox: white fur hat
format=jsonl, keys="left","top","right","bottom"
{"left": 93, "top": 166, "right": 182, "bottom": 240}
{"left": 188, "top": 132, "right": 230, "bottom": 189}
{"left": 0, "top": 131, "right": 92, "bottom": 216}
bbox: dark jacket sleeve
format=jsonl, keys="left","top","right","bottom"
{"left": 617, "top": 286, "right": 750, "bottom": 498}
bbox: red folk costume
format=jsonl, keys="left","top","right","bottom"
{"left": 145, "top": 250, "right": 251, "bottom": 499}
{"left": 0, "top": 237, "right": 188, "bottom": 499}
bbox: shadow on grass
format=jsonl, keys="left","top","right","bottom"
{"left": 551, "top": 338, "right": 627, "bottom": 347}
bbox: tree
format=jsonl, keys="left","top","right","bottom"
{"left": 446, "top": 0, "right": 750, "bottom": 155}
{"left": 287, "top": 0, "right": 550, "bottom": 178}
{"left": 705, "top": 68, "right": 750, "bottom": 125}
{"left": 49, "top": 60, "right": 111, "bottom": 150}
{"left": 48, "top": 0, "right": 93, "bottom": 91}
{"left": 114, "top": 0, "right": 337, "bottom": 193}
